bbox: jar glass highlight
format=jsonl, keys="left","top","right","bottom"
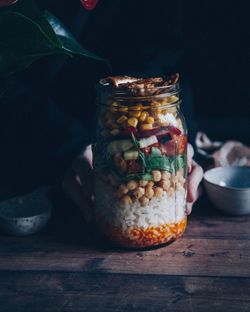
{"left": 93, "top": 77, "right": 188, "bottom": 248}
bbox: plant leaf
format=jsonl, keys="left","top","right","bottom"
{"left": 145, "top": 154, "right": 172, "bottom": 172}
{"left": 0, "top": 11, "right": 62, "bottom": 73}
{"left": 131, "top": 133, "right": 140, "bottom": 149}
{"left": 131, "top": 133, "right": 147, "bottom": 172}
{"left": 45, "top": 11, "right": 109, "bottom": 64}
{"left": 0, "top": 0, "right": 108, "bottom": 74}
{"left": 151, "top": 147, "right": 161, "bottom": 157}
{"left": 11, "top": 0, "right": 62, "bottom": 48}
{"left": 111, "top": 170, "right": 152, "bottom": 182}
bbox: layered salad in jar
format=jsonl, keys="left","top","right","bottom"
{"left": 93, "top": 74, "right": 188, "bottom": 248}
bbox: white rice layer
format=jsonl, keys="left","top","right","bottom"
{"left": 95, "top": 179, "right": 186, "bottom": 230}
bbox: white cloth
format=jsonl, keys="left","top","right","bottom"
{"left": 195, "top": 132, "right": 250, "bottom": 167}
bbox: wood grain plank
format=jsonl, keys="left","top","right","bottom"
{"left": 0, "top": 237, "right": 249, "bottom": 277}
{"left": 0, "top": 271, "right": 250, "bottom": 312}
{"left": 186, "top": 216, "right": 250, "bottom": 239}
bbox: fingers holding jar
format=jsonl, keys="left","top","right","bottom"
{"left": 186, "top": 160, "right": 204, "bottom": 214}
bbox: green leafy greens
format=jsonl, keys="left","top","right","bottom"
{"left": 130, "top": 134, "right": 186, "bottom": 179}
{"left": 145, "top": 147, "right": 172, "bottom": 172}
{"left": 131, "top": 133, "right": 147, "bottom": 170}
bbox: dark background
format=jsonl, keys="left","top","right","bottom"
{"left": 48, "top": 0, "right": 250, "bottom": 144}
{"left": 184, "top": 1, "right": 250, "bottom": 144}
{"left": 0, "top": 0, "right": 250, "bottom": 195}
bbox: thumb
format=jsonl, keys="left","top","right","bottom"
{"left": 62, "top": 162, "right": 94, "bottom": 224}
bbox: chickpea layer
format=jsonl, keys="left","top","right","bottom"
{"left": 106, "top": 167, "right": 186, "bottom": 208}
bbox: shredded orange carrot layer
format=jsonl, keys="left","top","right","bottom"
{"left": 98, "top": 218, "right": 187, "bottom": 248}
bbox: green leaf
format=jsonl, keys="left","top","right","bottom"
{"left": 144, "top": 147, "right": 172, "bottom": 172}
{"left": 11, "top": 0, "right": 62, "bottom": 48}
{"left": 123, "top": 172, "right": 153, "bottom": 181}
{"left": 151, "top": 147, "right": 161, "bottom": 157}
{"left": 131, "top": 133, "right": 147, "bottom": 172}
{"left": 111, "top": 170, "right": 152, "bottom": 182}
{"left": 131, "top": 133, "right": 140, "bottom": 149}
{"left": 138, "top": 151, "right": 147, "bottom": 171}
{"left": 146, "top": 154, "right": 172, "bottom": 172}
{"left": 0, "top": 0, "right": 108, "bottom": 74}
{"left": 169, "top": 155, "right": 186, "bottom": 173}
{"left": 0, "top": 11, "right": 61, "bottom": 73}
{"left": 45, "top": 11, "right": 108, "bottom": 64}
{"left": 176, "top": 155, "right": 187, "bottom": 171}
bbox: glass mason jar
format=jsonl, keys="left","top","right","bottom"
{"left": 93, "top": 75, "right": 187, "bottom": 249}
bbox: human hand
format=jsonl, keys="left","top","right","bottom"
{"left": 186, "top": 144, "right": 204, "bottom": 214}
{"left": 0, "top": 0, "right": 18, "bottom": 7}
{"left": 62, "top": 145, "right": 94, "bottom": 223}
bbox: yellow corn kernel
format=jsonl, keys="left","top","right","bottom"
{"left": 145, "top": 116, "right": 154, "bottom": 124}
{"left": 129, "top": 111, "right": 141, "bottom": 118}
{"left": 152, "top": 108, "right": 162, "bottom": 115}
{"left": 140, "top": 123, "right": 153, "bottom": 131}
{"left": 127, "top": 117, "right": 138, "bottom": 128}
{"left": 167, "top": 95, "right": 179, "bottom": 103}
{"left": 161, "top": 109, "right": 168, "bottom": 114}
{"left": 130, "top": 104, "right": 142, "bottom": 111}
{"left": 110, "top": 129, "right": 120, "bottom": 136}
{"left": 110, "top": 104, "right": 118, "bottom": 112}
{"left": 167, "top": 107, "right": 177, "bottom": 115}
{"left": 159, "top": 98, "right": 169, "bottom": 105}
{"left": 118, "top": 106, "right": 128, "bottom": 112}
{"left": 151, "top": 101, "right": 161, "bottom": 108}
{"left": 117, "top": 115, "right": 128, "bottom": 124}
{"left": 110, "top": 106, "right": 118, "bottom": 113}
{"left": 139, "top": 111, "right": 148, "bottom": 122}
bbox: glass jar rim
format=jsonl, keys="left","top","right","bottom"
{"left": 97, "top": 81, "right": 180, "bottom": 102}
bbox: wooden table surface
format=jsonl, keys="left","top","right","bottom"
{"left": 0, "top": 190, "right": 250, "bottom": 312}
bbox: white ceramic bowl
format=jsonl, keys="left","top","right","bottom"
{"left": 204, "top": 167, "right": 250, "bottom": 215}
{"left": 0, "top": 188, "right": 52, "bottom": 235}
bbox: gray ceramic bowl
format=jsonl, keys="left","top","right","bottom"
{"left": 0, "top": 188, "right": 52, "bottom": 236}
{"left": 204, "top": 167, "right": 250, "bottom": 215}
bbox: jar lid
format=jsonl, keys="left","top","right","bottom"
{"left": 99, "top": 73, "right": 180, "bottom": 100}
